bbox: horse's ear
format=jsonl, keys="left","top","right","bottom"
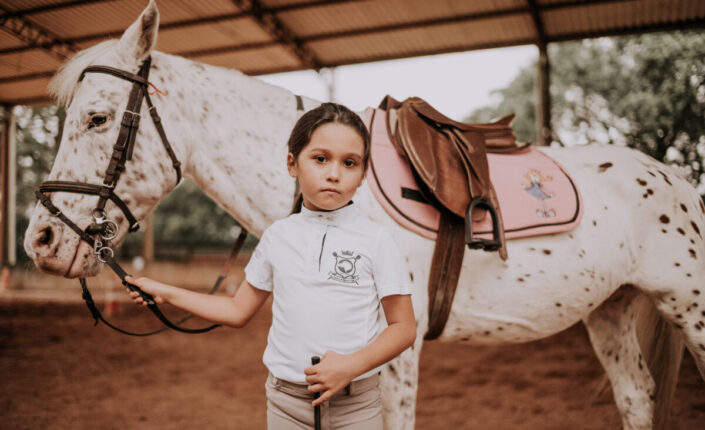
{"left": 118, "top": 0, "right": 159, "bottom": 62}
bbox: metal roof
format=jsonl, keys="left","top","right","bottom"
{"left": 1, "top": 0, "right": 704, "bottom": 105}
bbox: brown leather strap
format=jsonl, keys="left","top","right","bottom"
{"left": 39, "top": 181, "right": 139, "bottom": 230}
{"left": 145, "top": 91, "right": 181, "bottom": 185}
{"left": 424, "top": 208, "right": 466, "bottom": 340}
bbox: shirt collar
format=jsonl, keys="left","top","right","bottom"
{"left": 300, "top": 201, "right": 357, "bottom": 226}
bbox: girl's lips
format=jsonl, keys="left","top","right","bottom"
{"left": 321, "top": 188, "right": 340, "bottom": 193}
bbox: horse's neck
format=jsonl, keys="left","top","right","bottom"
{"left": 152, "top": 53, "right": 304, "bottom": 236}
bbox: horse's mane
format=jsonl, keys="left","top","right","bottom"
{"left": 49, "top": 40, "right": 118, "bottom": 107}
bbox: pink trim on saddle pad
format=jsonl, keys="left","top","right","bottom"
{"left": 363, "top": 108, "right": 583, "bottom": 241}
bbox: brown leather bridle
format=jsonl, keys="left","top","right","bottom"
{"left": 34, "top": 56, "right": 246, "bottom": 335}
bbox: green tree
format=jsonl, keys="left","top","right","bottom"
{"left": 466, "top": 31, "right": 705, "bottom": 190}
{"left": 14, "top": 106, "right": 63, "bottom": 263}
{"left": 13, "top": 105, "right": 242, "bottom": 262}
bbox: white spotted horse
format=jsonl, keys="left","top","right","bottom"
{"left": 23, "top": 2, "right": 705, "bottom": 429}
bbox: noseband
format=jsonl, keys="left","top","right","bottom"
{"left": 35, "top": 56, "right": 238, "bottom": 335}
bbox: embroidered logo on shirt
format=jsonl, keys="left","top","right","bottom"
{"left": 328, "top": 250, "right": 361, "bottom": 284}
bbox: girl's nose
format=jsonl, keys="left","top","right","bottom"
{"left": 327, "top": 163, "right": 340, "bottom": 181}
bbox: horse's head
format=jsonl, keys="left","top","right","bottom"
{"left": 24, "top": 1, "right": 179, "bottom": 277}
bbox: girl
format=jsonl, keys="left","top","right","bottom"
{"left": 126, "top": 102, "right": 416, "bottom": 429}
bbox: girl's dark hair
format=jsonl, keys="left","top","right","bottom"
{"left": 288, "top": 102, "right": 370, "bottom": 213}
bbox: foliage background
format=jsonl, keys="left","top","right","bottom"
{"left": 11, "top": 30, "right": 705, "bottom": 263}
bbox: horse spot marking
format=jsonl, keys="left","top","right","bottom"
{"left": 647, "top": 189, "right": 653, "bottom": 195}
{"left": 694, "top": 289, "right": 701, "bottom": 296}
{"left": 690, "top": 221, "right": 701, "bottom": 237}
{"left": 658, "top": 170, "right": 672, "bottom": 185}
{"left": 677, "top": 228, "right": 686, "bottom": 235}
{"left": 542, "top": 249, "right": 552, "bottom": 255}
{"left": 659, "top": 215, "right": 670, "bottom": 224}
{"left": 689, "top": 249, "right": 697, "bottom": 259}
{"left": 592, "top": 220, "right": 597, "bottom": 226}
{"left": 517, "top": 277, "right": 524, "bottom": 282}
{"left": 661, "top": 229, "right": 667, "bottom": 233}
{"left": 483, "top": 330, "right": 490, "bottom": 336}
{"left": 555, "top": 302, "right": 562, "bottom": 307}
{"left": 585, "top": 287, "right": 590, "bottom": 292}
{"left": 680, "top": 203, "right": 688, "bottom": 213}
{"left": 687, "top": 273, "right": 692, "bottom": 277}
{"left": 700, "top": 200, "right": 705, "bottom": 214}
{"left": 636, "top": 178, "right": 647, "bottom": 186}
{"left": 587, "top": 303, "right": 593, "bottom": 307}
{"left": 648, "top": 171, "right": 656, "bottom": 177}
{"left": 675, "top": 262, "right": 680, "bottom": 267}
{"left": 597, "top": 162, "right": 613, "bottom": 172}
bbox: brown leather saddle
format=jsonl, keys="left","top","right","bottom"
{"left": 379, "top": 95, "right": 529, "bottom": 339}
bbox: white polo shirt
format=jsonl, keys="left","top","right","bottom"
{"left": 244, "top": 202, "right": 411, "bottom": 383}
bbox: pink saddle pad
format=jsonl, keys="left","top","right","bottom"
{"left": 363, "top": 108, "right": 583, "bottom": 241}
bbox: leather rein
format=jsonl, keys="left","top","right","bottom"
{"left": 35, "top": 56, "right": 249, "bottom": 336}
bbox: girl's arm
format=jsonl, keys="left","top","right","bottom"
{"left": 125, "top": 275, "right": 270, "bottom": 328}
{"left": 304, "top": 294, "right": 416, "bottom": 406}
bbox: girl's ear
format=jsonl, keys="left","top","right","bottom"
{"left": 287, "top": 153, "right": 297, "bottom": 177}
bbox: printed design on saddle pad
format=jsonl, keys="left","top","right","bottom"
{"left": 523, "top": 170, "right": 556, "bottom": 218}
{"left": 363, "top": 108, "right": 584, "bottom": 241}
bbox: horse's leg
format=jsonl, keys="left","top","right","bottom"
{"left": 379, "top": 336, "right": 423, "bottom": 430}
{"left": 583, "top": 286, "right": 658, "bottom": 430}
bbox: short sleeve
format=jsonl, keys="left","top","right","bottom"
{"left": 244, "top": 228, "right": 274, "bottom": 292}
{"left": 372, "top": 228, "right": 412, "bottom": 298}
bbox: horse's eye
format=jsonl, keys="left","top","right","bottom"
{"left": 87, "top": 113, "right": 110, "bottom": 130}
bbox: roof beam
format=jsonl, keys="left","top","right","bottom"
{"left": 526, "top": 0, "right": 547, "bottom": 48}
{"left": 0, "top": 5, "right": 78, "bottom": 61}
{"left": 230, "top": 0, "right": 322, "bottom": 70}
{"left": 0, "top": 0, "right": 112, "bottom": 19}
{"left": 0, "top": 0, "right": 363, "bottom": 56}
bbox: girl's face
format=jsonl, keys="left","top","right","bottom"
{"left": 287, "top": 122, "right": 366, "bottom": 211}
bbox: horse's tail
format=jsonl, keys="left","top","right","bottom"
{"left": 636, "top": 296, "right": 684, "bottom": 430}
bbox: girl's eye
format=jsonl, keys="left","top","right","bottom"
{"left": 87, "top": 113, "right": 111, "bottom": 130}
{"left": 344, "top": 159, "right": 357, "bottom": 167}
{"left": 315, "top": 155, "right": 326, "bottom": 163}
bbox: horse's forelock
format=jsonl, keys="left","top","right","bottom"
{"left": 49, "top": 40, "right": 119, "bottom": 107}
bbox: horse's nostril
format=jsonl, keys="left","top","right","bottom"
{"left": 37, "top": 227, "right": 53, "bottom": 246}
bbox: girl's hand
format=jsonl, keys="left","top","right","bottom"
{"left": 124, "top": 275, "right": 169, "bottom": 306}
{"left": 304, "top": 351, "right": 358, "bottom": 406}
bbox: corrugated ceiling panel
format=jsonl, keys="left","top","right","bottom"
{"left": 537, "top": 0, "right": 593, "bottom": 5}
{"left": 310, "top": 14, "right": 535, "bottom": 65}
{"left": 27, "top": 1, "right": 154, "bottom": 39}
{"left": 190, "top": 45, "right": 300, "bottom": 74}
{"left": 0, "top": 0, "right": 64, "bottom": 11}
{"left": 261, "top": 0, "right": 316, "bottom": 7}
{"left": 157, "top": 17, "right": 273, "bottom": 54}
{"left": 0, "top": 76, "right": 51, "bottom": 103}
{"left": 544, "top": 0, "right": 705, "bottom": 38}
{"left": 0, "top": 49, "right": 62, "bottom": 79}
{"left": 0, "top": 30, "right": 26, "bottom": 50}
{"left": 24, "top": 0, "right": 240, "bottom": 40}
{"left": 279, "top": 0, "right": 526, "bottom": 37}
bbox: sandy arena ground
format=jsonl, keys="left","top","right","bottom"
{"left": 1, "top": 262, "right": 703, "bottom": 429}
